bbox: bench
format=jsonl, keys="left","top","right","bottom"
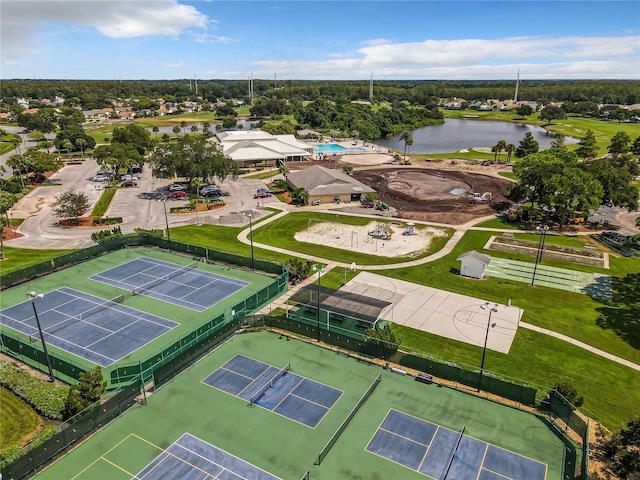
{"left": 415, "top": 372, "right": 433, "bottom": 384}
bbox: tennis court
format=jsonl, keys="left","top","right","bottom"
{"left": 0, "top": 287, "right": 178, "bottom": 367}
{"left": 367, "top": 409, "right": 547, "bottom": 480}
{"left": 202, "top": 354, "right": 343, "bottom": 428}
{"left": 134, "top": 433, "right": 281, "bottom": 480}
{"left": 89, "top": 256, "right": 249, "bottom": 312}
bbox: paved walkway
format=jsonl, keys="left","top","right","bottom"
{"left": 243, "top": 203, "right": 640, "bottom": 372}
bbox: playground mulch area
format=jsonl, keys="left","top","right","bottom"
{"left": 37, "top": 331, "right": 567, "bottom": 480}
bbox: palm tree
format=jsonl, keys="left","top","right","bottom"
{"left": 10, "top": 136, "right": 20, "bottom": 154}
{"left": 152, "top": 126, "right": 159, "bottom": 142}
{"left": 7, "top": 154, "right": 26, "bottom": 189}
{"left": 75, "top": 138, "right": 87, "bottom": 158}
{"left": 180, "top": 121, "right": 187, "bottom": 134}
{"left": 386, "top": 132, "right": 394, "bottom": 152}
{"left": 400, "top": 130, "right": 413, "bottom": 163}
{"left": 62, "top": 139, "right": 74, "bottom": 161}
{"left": 172, "top": 125, "right": 181, "bottom": 137}
{"left": 505, "top": 144, "right": 516, "bottom": 163}
{"left": 190, "top": 125, "right": 198, "bottom": 134}
{"left": 278, "top": 164, "right": 290, "bottom": 180}
{"left": 495, "top": 139, "right": 507, "bottom": 163}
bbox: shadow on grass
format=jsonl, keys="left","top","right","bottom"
{"left": 595, "top": 273, "right": 640, "bottom": 349}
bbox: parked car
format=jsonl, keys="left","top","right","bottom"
{"left": 199, "top": 184, "right": 220, "bottom": 194}
{"left": 130, "top": 165, "right": 143, "bottom": 174}
{"left": 201, "top": 189, "right": 221, "bottom": 198}
{"left": 121, "top": 180, "right": 138, "bottom": 187}
{"left": 254, "top": 187, "right": 272, "bottom": 199}
{"left": 167, "top": 191, "right": 187, "bottom": 199}
{"left": 121, "top": 174, "right": 139, "bottom": 182}
{"left": 92, "top": 174, "right": 109, "bottom": 182}
{"left": 169, "top": 183, "right": 187, "bottom": 192}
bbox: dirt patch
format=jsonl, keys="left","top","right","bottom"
{"left": 295, "top": 221, "right": 447, "bottom": 257}
{"left": 352, "top": 168, "right": 513, "bottom": 225}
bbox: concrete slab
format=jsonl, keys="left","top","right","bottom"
{"left": 341, "top": 272, "right": 523, "bottom": 354}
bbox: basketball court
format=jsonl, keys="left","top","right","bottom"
{"left": 340, "top": 272, "right": 523, "bottom": 354}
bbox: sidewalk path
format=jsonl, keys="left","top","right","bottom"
{"left": 241, "top": 204, "right": 640, "bottom": 372}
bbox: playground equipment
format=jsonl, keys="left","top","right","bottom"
{"left": 402, "top": 222, "right": 415, "bottom": 236}
{"left": 369, "top": 223, "right": 394, "bottom": 240}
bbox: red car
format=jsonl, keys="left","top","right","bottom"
{"left": 168, "top": 191, "right": 187, "bottom": 199}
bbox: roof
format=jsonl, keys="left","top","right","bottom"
{"left": 456, "top": 250, "right": 491, "bottom": 265}
{"left": 215, "top": 131, "right": 312, "bottom": 163}
{"left": 289, "top": 285, "right": 392, "bottom": 325}
{"left": 287, "top": 165, "right": 375, "bottom": 197}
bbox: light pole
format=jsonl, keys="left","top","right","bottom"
{"left": 161, "top": 198, "right": 171, "bottom": 253}
{"left": 9, "top": 210, "right": 16, "bottom": 235}
{"left": 478, "top": 302, "right": 498, "bottom": 391}
{"left": 243, "top": 210, "right": 256, "bottom": 271}
{"left": 530, "top": 224, "right": 549, "bottom": 286}
{"left": 26, "top": 291, "right": 55, "bottom": 383}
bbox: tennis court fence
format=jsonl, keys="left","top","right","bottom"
{"left": 1, "top": 379, "right": 142, "bottom": 480}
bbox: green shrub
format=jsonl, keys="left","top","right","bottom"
{"left": 91, "top": 226, "right": 121, "bottom": 242}
{"left": 91, "top": 216, "right": 122, "bottom": 225}
{"left": 0, "top": 363, "right": 69, "bottom": 419}
{"left": 134, "top": 227, "right": 164, "bottom": 237}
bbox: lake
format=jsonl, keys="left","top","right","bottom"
{"left": 379, "top": 118, "right": 578, "bottom": 154}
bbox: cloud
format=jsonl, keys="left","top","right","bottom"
{"left": 161, "top": 62, "right": 185, "bottom": 68}
{"left": 250, "top": 35, "right": 640, "bottom": 80}
{"left": 192, "top": 33, "right": 237, "bottom": 44}
{"left": 1, "top": 0, "right": 209, "bottom": 63}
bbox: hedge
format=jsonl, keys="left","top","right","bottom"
{"left": 0, "top": 362, "right": 69, "bottom": 419}
{"left": 92, "top": 217, "right": 122, "bottom": 225}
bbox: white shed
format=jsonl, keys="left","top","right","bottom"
{"left": 457, "top": 250, "right": 491, "bottom": 279}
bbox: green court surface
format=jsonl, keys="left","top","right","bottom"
{"left": 0, "top": 248, "right": 274, "bottom": 382}
{"left": 35, "top": 331, "right": 567, "bottom": 480}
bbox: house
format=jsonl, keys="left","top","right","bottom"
{"left": 457, "top": 250, "right": 491, "bottom": 279}
{"left": 287, "top": 165, "right": 375, "bottom": 205}
{"left": 214, "top": 131, "right": 313, "bottom": 168}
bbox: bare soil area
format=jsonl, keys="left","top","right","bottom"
{"left": 295, "top": 221, "right": 448, "bottom": 257}
{"left": 352, "top": 168, "right": 513, "bottom": 224}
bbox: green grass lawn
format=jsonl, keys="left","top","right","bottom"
{"left": 498, "top": 171, "right": 518, "bottom": 180}
{"left": 243, "top": 169, "right": 282, "bottom": 180}
{"left": 1, "top": 247, "right": 75, "bottom": 275}
{"left": 90, "top": 187, "right": 118, "bottom": 216}
{"left": 1, "top": 134, "right": 20, "bottom": 155}
{"left": 474, "top": 217, "right": 528, "bottom": 230}
{"left": 0, "top": 387, "right": 41, "bottom": 451}
{"left": 251, "top": 212, "right": 453, "bottom": 265}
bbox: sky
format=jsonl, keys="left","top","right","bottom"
{"left": 1, "top": 0, "right": 639, "bottom": 81}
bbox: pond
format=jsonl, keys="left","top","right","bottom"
{"left": 379, "top": 118, "right": 578, "bottom": 154}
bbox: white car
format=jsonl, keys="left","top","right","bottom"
{"left": 121, "top": 174, "right": 139, "bottom": 182}
{"left": 92, "top": 175, "right": 109, "bottom": 182}
{"left": 169, "top": 184, "right": 187, "bottom": 192}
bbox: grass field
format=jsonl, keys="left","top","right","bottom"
{"left": 0, "top": 387, "right": 41, "bottom": 451}
{"left": 36, "top": 331, "right": 568, "bottom": 480}
{"left": 0, "top": 247, "right": 76, "bottom": 275}
{"left": 90, "top": 187, "right": 117, "bottom": 216}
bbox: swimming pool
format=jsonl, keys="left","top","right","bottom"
{"left": 314, "top": 143, "right": 364, "bottom": 154}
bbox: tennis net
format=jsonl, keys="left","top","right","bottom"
{"left": 133, "top": 261, "right": 198, "bottom": 296}
{"left": 441, "top": 423, "right": 466, "bottom": 480}
{"left": 81, "top": 294, "right": 125, "bottom": 321}
{"left": 249, "top": 362, "right": 291, "bottom": 405}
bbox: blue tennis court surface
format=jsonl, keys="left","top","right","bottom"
{"left": 366, "top": 409, "right": 547, "bottom": 480}
{"left": 202, "top": 354, "right": 343, "bottom": 428}
{"left": 135, "top": 432, "right": 281, "bottom": 480}
{"left": 89, "top": 256, "right": 249, "bottom": 312}
{"left": 0, "top": 287, "right": 178, "bottom": 367}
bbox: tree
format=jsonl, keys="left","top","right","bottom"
{"left": 94, "top": 143, "right": 142, "bottom": 178}
{"left": 152, "top": 125, "right": 159, "bottom": 142}
{"left": 505, "top": 144, "right": 516, "bottom": 163}
{"left": 539, "top": 105, "right": 566, "bottom": 124}
{"left": 0, "top": 191, "right": 16, "bottom": 259}
{"left": 400, "top": 130, "right": 413, "bottom": 162}
{"left": 278, "top": 164, "right": 290, "bottom": 180}
{"left": 513, "top": 151, "right": 568, "bottom": 208}
{"left": 111, "top": 123, "right": 152, "bottom": 154}
{"left": 53, "top": 189, "right": 91, "bottom": 224}
{"left": 0, "top": 215, "right": 6, "bottom": 259}
{"left": 222, "top": 116, "right": 237, "bottom": 130}
{"left": 585, "top": 157, "right": 639, "bottom": 211}
{"left": 61, "top": 139, "right": 74, "bottom": 160}
{"left": 492, "top": 139, "right": 507, "bottom": 163}
{"left": 63, "top": 366, "right": 106, "bottom": 419}
{"left": 10, "top": 136, "right": 21, "bottom": 154}
{"left": 75, "top": 138, "right": 87, "bottom": 157}
{"left": 550, "top": 133, "right": 565, "bottom": 149}
{"left": 575, "top": 129, "right": 598, "bottom": 160}
{"left": 599, "top": 416, "right": 640, "bottom": 479}
{"left": 365, "top": 323, "right": 400, "bottom": 359}
{"left": 630, "top": 136, "right": 640, "bottom": 155}
{"left": 190, "top": 125, "right": 198, "bottom": 133}
{"left": 608, "top": 131, "right": 631, "bottom": 156}
{"left": 292, "top": 187, "right": 309, "bottom": 205}
{"left": 342, "top": 165, "right": 353, "bottom": 175}
{"left": 553, "top": 380, "right": 584, "bottom": 407}
{"left": 6, "top": 154, "right": 26, "bottom": 189}
{"left": 172, "top": 125, "right": 181, "bottom": 136}
{"left": 515, "top": 132, "right": 539, "bottom": 158}
{"left": 180, "top": 120, "right": 187, "bottom": 134}
{"left": 23, "top": 150, "right": 63, "bottom": 182}
{"left": 515, "top": 104, "right": 533, "bottom": 117}
{"left": 549, "top": 167, "right": 603, "bottom": 230}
